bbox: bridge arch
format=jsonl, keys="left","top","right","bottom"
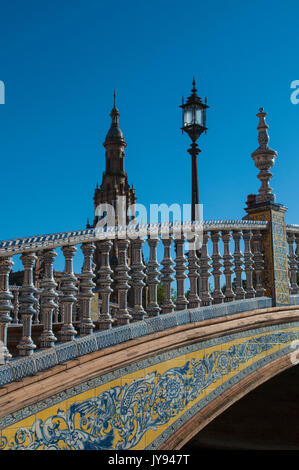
{"left": 0, "top": 304, "right": 298, "bottom": 450}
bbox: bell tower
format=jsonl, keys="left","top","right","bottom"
{"left": 92, "top": 91, "right": 136, "bottom": 228}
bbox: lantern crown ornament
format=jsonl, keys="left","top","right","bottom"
{"left": 180, "top": 77, "right": 209, "bottom": 143}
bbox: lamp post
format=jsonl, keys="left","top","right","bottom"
{"left": 180, "top": 78, "right": 208, "bottom": 221}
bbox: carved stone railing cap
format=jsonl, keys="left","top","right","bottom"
{"left": 286, "top": 224, "right": 299, "bottom": 234}
{"left": 0, "top": 219, "right": 271, "bottom": 257}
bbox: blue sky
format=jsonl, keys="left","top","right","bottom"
{"left": 0, "top": 0, "right": 298, "bottom": 243}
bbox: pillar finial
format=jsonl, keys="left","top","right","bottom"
{"left": 251, "top": 107, "right": 277, "bottom": 204}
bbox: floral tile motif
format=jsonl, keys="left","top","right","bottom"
{"left": 1, "top": 327, "right": 298, "bottom": 450}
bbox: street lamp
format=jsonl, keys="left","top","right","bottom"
{"left": 180, "top": 78, "right": 208, "bottom": 221}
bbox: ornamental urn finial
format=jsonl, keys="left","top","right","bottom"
{"left": 251, "top": 107, "right": 277, "bottom": 204}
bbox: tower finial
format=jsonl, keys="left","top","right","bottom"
{"left": 114, "top": 89, "right": 116, "bottom": 108}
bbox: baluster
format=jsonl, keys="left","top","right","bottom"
{"left": 287, "top": 232, "right": 298, "bottom": 295}
{"left": 34, "top": 288, "right": 41, "bottom": 324}
{"left": 17, "top": 253, "right": 37, "bottom": 356}
{"left": 59, "top": 246, "right": 78, "bottom": 342}
{"left": 222, "top": 231, "right": 236, "bottom": 302}
{"left": 296, "top": 234, "right": 299, "bottom": 281}
{"left": 187, "top": 234, "right": 200, "bottom": 309}
{"left": 146, "top": 237, "right": 161, "bottom": 317}
{"left": 210, "top": 231, "right": 225, "bottom": 304}
{"left": 12, "top": 287, "right": 20, "bottom": 324}
{"left": 232, "top": 231, "right": 246, "bottom": 300}
{"left": 174, "top": 234, "right": 188, "bottom": 311}
{"left": 199, "top": 232, "right": 212, "bottom": 306}
{"left": 252, "top": 230, "right": 266, "bottom": 297}
{"left": 58, "top": 291, "right": 63, "bottom": 323}
{"left": 243, "top": 230, "right": 256, "bottom": 298}
{"left": 97, "top": 240, "right": 114, "bottom": 330}
{"left": 0, "top": 257, "right": 14, "bottom": 362}
{"left": 131, "top": 238, "right": 146, "bottom": 320}
{"left": 115, "top": 239, "right": 132, "bottom": 325}
{"left": 39, "top": 249, "right": 58, "bottom": 348}
{"left": 161, "top": 237, "right": 175, "bottom": 314}
{"left": 78, "top": 242, "right": 96, "bottom": 335}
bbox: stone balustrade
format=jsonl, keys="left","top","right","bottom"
{"left": 286, "top": 225, "right": 299, "bottom": 296}
{"left": 0, "top": 219, "right": 276, "bottom": 362}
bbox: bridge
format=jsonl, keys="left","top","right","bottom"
{"left": 0, "top": 217, "right": 298, "bottom": 450}
{"left": 0, "top": 104, "right": 298, "bottom": 451}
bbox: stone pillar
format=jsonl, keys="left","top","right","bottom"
{"left": 243, "top": 230, "right": 256, "bottom": 299}
{"left": 222, "top": 231, "right": 236, "bottom": 303}
{"left": 39, "top": 249, "right": 58, "bottom": 348}
{"left": 79, "top": 243, "right": 96, "bottom": 335}
{"left": 244, "top": 207, "right": 289, "bottom": 306}
{"left": 12, "top": 287, "right": 20, "bottom": 324}
{"left": 0, "top": 257, "right": 14, "bottom": 362}
{"left": 17, "top": 253, "right": 38, "bottom": 356}
{"left": 210, "top": 231, "right": 225, "bottom": 304}
{"left": 161, "top": 237, "right": 175, "bottom": 314}
{"left": 174, "top": 235, "right": 188, "bottom": 311}
{"left": 115, "top": 239, "right": 132, "bottom": 325}
{"left": 131, "top": 238, "right": 146, "bottom": 321}
{"left": 59, "top": 245, "right": 78, "bottom": 342}
{"left": 232, "top": 231, "right": 246, "bottom": 300}
{"left": 244, "top": 108, "right": 290, "bottom": 306}
{"left": 287, "top": 232, "right": 299, "bottom": 295}
{"left": 199, "top": 232, "right": 212, "bottom": 306}
{"left": 252, "top": 230, "right": 266, "bottom": 297}
{"left": 97, "top": 240, "right": 114, "bottom": 330}
{"left": 187, "top": 235, "right": 200, "bottom": 309}
{"left": 296, "top": 233, "right": 299, "bottom": 283}
{"left": 146, "top": 237, "right": 161, "bottom": 317}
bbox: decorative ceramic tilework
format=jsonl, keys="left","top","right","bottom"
{"left": 55, "top": 342, "right": 78, "bottom": 364}
{"left": 76, "top": 335, "right": 98, "bottom": 357}
{"left": 94, "top": 329, "right": 115, "bottom": 349}
{"left": 160, "top": 313, "right": 178, "bottom": 330}
{"left": 290, "top": 294, "right": 299, "bottom": 306}
{"left": 246, "top": 207, "right": 290, "bottom": 306}
{"left": 113, "top": 325, "right": 132, "bottom": 344}
{"left": 1, "top": 324, "right": 299, "bottom": 450}
{"left": 129, "top": 321, "right": 148, "bottom": 339}
{"left": 0, "top": 298, "right": 288, "bottom": 386}
{"left": 0, "top": 365, "right": 13, "bottom": 387}
{"left": 176, "top": 310, "right": 191, "bottom": 325}
{"left": 10, "top": 357, "right": 36, "bottom": 381}
{"left": 145, "top": 316, "right": 164, "bottom": 334}
{"left": 34, "top": 350, "right": 58, "bottom": 373}
{"left": 189, "top": 309, "right": 204, "bottom": 322}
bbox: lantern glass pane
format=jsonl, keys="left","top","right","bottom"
{"left": 195, "top": 108, "right": 203, "bottom": 125}
{"left": 184, "top": 108, "right": 193, "bottom": 126}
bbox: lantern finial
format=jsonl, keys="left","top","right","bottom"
{"left": 192, "top": 76, "right": 197, "bottom": 93}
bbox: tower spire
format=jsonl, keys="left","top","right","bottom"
{"left": 104, "top": 91, "right": 125, "bottom": 146}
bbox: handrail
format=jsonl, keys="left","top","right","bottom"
{"left": 0, "top": 220, "right": 268, "bottom": 257}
